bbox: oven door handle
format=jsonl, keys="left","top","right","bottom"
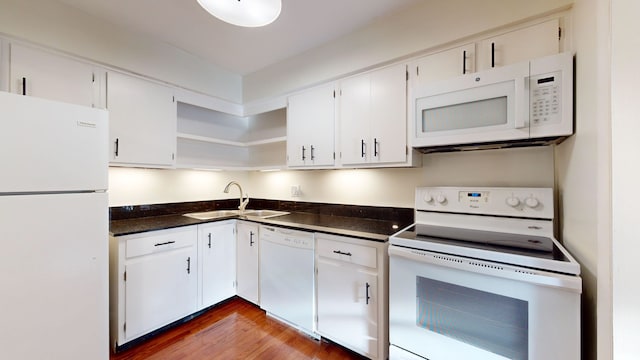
{"left": 388, "top": 245, "right": 582, "bottom": 293}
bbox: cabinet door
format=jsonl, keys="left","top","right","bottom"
{"left": 236, "top": 221, "right": 259, "bottom": 304}
{"left": 199, "top": 222, "right": 236, "bottom": 309}
{"left": 10, "top": 43, "right": 97, "bottom": 107}
{"left": 338, "top": 73, "right": 371, "bottom": 165}
{"left": 411, "top": 43, "right": 476, "bottom": 87}
{"left": 125, "top": 246, "right": 197, "bottom": 341}
{"left": 287, "top": 83, "right": 335, "bottom": 167}
{"left": 317, "top": 257, "right": 378, "bottom": 358}
{"left": 477, "top": 19, "right": 560, "bottom": 70}
{"left": 370, "top": 63, "right": 407, "bottom": 164}
{"left": 340, "top": 64, "right": 409, "bottom": 166}
{"left": 107, "top": 71, "right": 176, "bottom": 167}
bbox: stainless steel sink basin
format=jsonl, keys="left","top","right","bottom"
{"left": 242, "top": 209, "right": 289, "bottom": 219}
{"left": 183, "top": 210, "right": 240, "bottom": 220}
{"left": 183, "top": 209, "right": 289, "bottom": 220}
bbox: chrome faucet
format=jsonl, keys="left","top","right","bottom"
{"left": 224, "top": 181, "right": 249, "bottom": 212}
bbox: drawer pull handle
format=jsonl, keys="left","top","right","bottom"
{"left": 249, "top": 231, "right": 255, "bottom": 246}
{"left": 186, "top": 257, "right": 191, "bottom": 274}
{"left": 333, "top": 250, "right": 352, "bottom": 256}
{"left": 208, "top": 233, "right": 212, "bottom": 248}
{"left": 365, "top": 282, "right": 371, "bottom": 305}
{"left": 154, "top": 241, "right": 175, "bottom": 247}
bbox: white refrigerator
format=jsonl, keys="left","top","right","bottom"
{"left": 0, "top": 91, "right": 109, "bottom": 359}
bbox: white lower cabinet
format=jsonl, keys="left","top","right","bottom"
{"left": 315, "top": 234, "right": 388, "bottom": 360}
{"left": 236, "top": 221, "right": 260, "bottom": 304}
{"left": 110, "top": 226, "right": 198, "bottom": 348}
{"left": 198, "top": 221, "right": 236, "bottom": 310}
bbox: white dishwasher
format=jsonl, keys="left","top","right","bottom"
{"left": 259, "top": 225, "right": 316, "bottom": 337}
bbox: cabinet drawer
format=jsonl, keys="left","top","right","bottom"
{"left": 125, "top": 227, "right": 197, "bottom": 259}
{"left": 317, "top": 238, "right": 377, "bottom": 269}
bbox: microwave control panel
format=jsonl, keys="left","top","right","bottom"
{"left": 530, "top": 70, "right": 562, "bottom": 126}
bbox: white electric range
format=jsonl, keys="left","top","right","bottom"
{"left": 388, "top": 186, "right": 581, "bottom": 360}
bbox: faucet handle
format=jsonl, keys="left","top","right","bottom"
{"left": 239, "top": 193, "right": 250, "bottom": 212}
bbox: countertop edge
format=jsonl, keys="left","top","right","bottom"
{"left": 109, "top": 213, "right": 393, "bottom": 242}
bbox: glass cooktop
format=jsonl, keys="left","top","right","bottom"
{"left": 391, "top": 224, "right": 572, "bottom": 265}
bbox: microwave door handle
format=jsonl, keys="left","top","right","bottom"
{"left": 514, "top": 75, "right": 528, "bottom": 129}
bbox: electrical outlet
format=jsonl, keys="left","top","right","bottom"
{"left": 291, "top": 185, "right": 301, "bottom": 197}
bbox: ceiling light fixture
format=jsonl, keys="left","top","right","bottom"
{"left": 196, "top": 0, "right": 282, "bottom": 27}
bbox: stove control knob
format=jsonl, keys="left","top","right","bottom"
{"left": 436, "top": 194, "right": 447, "bottom": 204}
{"left": 525, "top": 196, "right": 540, "bottom": 208}
{"left": 423, "top": 193, "right": 433, "bottom": 203}
{"left": 506, "top": 196, "right": 520, "bottom": 207}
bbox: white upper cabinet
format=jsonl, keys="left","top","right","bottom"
{"left": 9, "top": 43, "right": 98, "bottom": 108}
{"left": 411, "top": 43, "right": 476, "bottom": 87}
{"left": 107, "top": 71, "right": 177, "bottom": 168}
{"left": 339, "top": 63, "right": 408, "bottom": 166}
{"left": 287, "top": 83, "right": 336, "bottom": 168}
{"left": 477, "top": 18, "right": 560, "bottom": 70}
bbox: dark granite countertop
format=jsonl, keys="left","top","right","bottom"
{"left": 110, "top": 212, "right": 406, "bottom": 241}
{"left": 109, "top": 200, "right": 413, "bottom": 241}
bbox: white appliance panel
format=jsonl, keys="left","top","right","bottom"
{"left": 0, "top": 91, "right": 108, "bottom": 193}
{"left": 0, "top": 192, "right": 109, "bottom": 360}
{"left": 259, "top": 226, "right": 315, "bottom": 336}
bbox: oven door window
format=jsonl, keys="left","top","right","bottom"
{"left": 416, "top": 276, "right": 528, "bottom": 360}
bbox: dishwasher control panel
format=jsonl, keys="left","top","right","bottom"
{"left": 260, "top": 225, "right": 314, "bottom": 249}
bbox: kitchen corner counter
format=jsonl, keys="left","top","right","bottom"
{"left": 109, "top": 199, "right": 414, "bottom": 242}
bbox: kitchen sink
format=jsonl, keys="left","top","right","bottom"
{"left": 183, "top": 209, "right": 289, "bottom": 220}
{"left": 242, "top": 210, "right": 289, "bottom": 219}
{"left": 183, "top": 210, "right": 241, "bottom": 220}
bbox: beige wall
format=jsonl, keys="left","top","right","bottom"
{"left": 108, "top": 167, "right": 249, "bottom": 207}
{"left": 109, "top": 147, "right": 554, "bottom": 208}
{"left": 243, "top": 0, "right": 573, "bottom": 102}
{"left": 0, "top": 0, "right": 242, "bottom": 103}
{"left": 555, "top": 0, "right": 611, "bottom": 359}
{"left": 611, "top": 0, "right": 640, "bottom": 358}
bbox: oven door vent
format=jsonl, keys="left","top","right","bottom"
{"left": 432, "top": 254, "right": 464, "bottom": 264}
{"left": 468, "top": 261, "right": 505, "bottom": 271}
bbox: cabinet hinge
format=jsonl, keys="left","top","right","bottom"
{"left": 558, "top": 27, "right": 562, "bottom": 40}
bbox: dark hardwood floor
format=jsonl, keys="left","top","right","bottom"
{"left": 110, "top": 297, "right": 366, "bottom": 360}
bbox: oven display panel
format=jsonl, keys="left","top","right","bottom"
{"left": 458, "top": 191, "right": 490, "bottom": 208}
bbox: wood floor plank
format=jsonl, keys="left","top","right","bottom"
{"left": 111, "top": 298, "right": 367, "bottom": 360}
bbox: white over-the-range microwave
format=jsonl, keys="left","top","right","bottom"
{"left": 411, "top": 52, "right": 573, "bottom": 153}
